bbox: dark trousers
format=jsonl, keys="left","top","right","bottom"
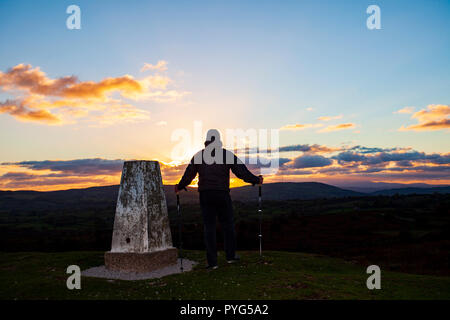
{"left": 199, "top": 190, "right": 236, "bottom": 266}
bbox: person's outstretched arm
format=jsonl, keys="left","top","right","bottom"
{"left": 176, "top": 157, "right": 198, "bottom": 192}
{"left": 230, "top": 153, "right": 262, "bottom": 185}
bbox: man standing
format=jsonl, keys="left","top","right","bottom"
{"left": 175, "top": 129, "right": 263, "bottom": 269}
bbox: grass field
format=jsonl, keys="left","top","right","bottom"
{"left": 1, "top": 250, "right": 449, "bottom": 300}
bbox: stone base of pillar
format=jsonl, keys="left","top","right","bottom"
{"left": 104, "top": 248, "right": 178, "bottom": 273}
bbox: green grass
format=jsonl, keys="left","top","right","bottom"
{"left": 0, "top": 251, "right": 449, "bottom": 300}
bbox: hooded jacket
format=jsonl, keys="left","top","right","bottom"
{"left": 177, "top": 148, "right": 260, "bottom": 192}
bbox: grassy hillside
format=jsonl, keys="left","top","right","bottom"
{"left": 1, "top": 193, "right": 449, "bottom": 276}
{"left": 1, "top": 250, "right": 449, "bottom": 300}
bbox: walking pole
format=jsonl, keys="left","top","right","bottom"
{"left": 258, "top": 180, "right": 262, "bottom": 257}
{"left": 177, "top": 193, "right": 184, "bottom": 272}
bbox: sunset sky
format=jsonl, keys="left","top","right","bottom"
{"left": 1, "top": 0, "right": 449, "bottom": 191}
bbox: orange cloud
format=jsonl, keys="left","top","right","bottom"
{"left": 2, "top": 145, "right": 449, "bottom": 191}
{"left": 399, "top": 104, "right": 450, "bottom": 131}
{"left": 412, "top": 104, "right": 449, "bottom": 122}
{"left": 280, "top": 123, "right": 322, "bottom": 130}
{"left": 318, "top": 123, "right": 356, "bottom": 133}
{"left": 141, "top": 60, "right": 168, "bottom": 72}
{"left": 394, "top": 106, "right": 415, "bottom": 114}
{"left": 281, "top": 119, "right": 355, "bottom": 133}
{"left": 0, "top": 63, "right": 188, "bottom": 125}
{"left": 400, "top": 119, "right": 450, "bottom": 131}
{"left": 62, "top": 76, "right": 143, "bottom": 99}
{"left": 318, "top": 115, "right": 343, "bottom": 121}
{"left": 0, "top": 99, "right": 61, "bottom": 124}
{"left": 0, "top": 64, "right": 77, "bottom": 96}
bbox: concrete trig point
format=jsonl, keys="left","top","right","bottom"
{"left": 105, "top": 160, "right": 177, "bottom": 272}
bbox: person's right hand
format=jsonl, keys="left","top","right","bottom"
{"left": 258, "top": 175, "right": 264, "bottom": 185}
{"left": 174, "top": 184, "right": 179, "bottom": 194}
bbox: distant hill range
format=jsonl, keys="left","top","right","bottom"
{"left": 337, "top": 181, "right": 449, "bottom": 193}
{"left": 230, "top": 182, "right": 362, "bottom": 202}
{"left": 0, "top": 182, "right": 449, "bottom": 213}
{"left": 371, "top": 186, "right": 450, "bottom": 196}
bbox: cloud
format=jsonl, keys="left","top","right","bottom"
{"left": 0, "top": 64, "right": 142, "bottom": 99}
{"left": 0, "top": 174, "right": 112, "bottom": 189}
{"left": 235, "top": 157, "right": 291, "bottom": 170}
{"left": 63, "top": 76, "right": 143, "bottom": 99}
{"left": 317, "top": 115, "right": 343, "bottom": 121}
{"left": 333, "top": 150, "right": 450, "bottom": 166}
{"left": 395, "top": 160, "right": 414, "bottom": 167}
{"left": 334, "top": 151, "right": 366, "bottom": 163}
{"left": 348, "top": 146, "right": 405, "bottom": 154}
{"left": 412, "top": 104, "right": 449, "bottom": 122}
{"left": 281, "top": 116, "right": 357, "bottom": 133}
{"left": 399, "top": 104, "right": 450, "bottom": 131}
{"left": 278, "top": 144, "right": 340, "bottom": 154}
{"left": 278, "top": 145, "right": 450, "bottom": 184}
{"left": 280, "top": 123, "right": 322, "bottom": 130}
{"left": 0, "top": 158, "right": 192, "bottom": 190}
{"left": 2, "top": 145, "right": 449, "bottom": 191}
{"left": 156, "top": 121, "right": 167, "bottom": 126}
{"left": 137, "top": 74, "right": 171, "bottom": 91}
{"left": 288, "top": 154, "right": 333, "bottom": 168}
{"left": 0, "top": 63, "right": 187, "bottom": 125}
{"left": 0, "top": 158, "right": 126, "bottom": 190}
{"left": 394, "top": 106, "right": 415, "bottom": 114}
{"left": 318, "top": 123, "right": 356, "bottom": 133}
{"left": 0, "top": 99, "right": 61, "bottom": 123}
{"left": 237, "top": 144, "right": 397, "bottom": 157}
{"left": 2, "top": 158, "right": 124, "bottom": 175}
{"left": 236, "top": 143, "right": 340, "bottom": 155}
{"left": 400, "top": 119, "right": 450, "bottom": 131}
{"left": 141, "top": 60, "right": 168, "bottom": 72}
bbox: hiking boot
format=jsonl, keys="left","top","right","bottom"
{"left": 227, "top": 255, "right": 241, "bottom": 264}
{"left": 205, "top": 265, "right": 218, "bottom": 270}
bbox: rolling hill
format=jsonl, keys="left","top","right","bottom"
{"left": 0, "top": 182, "right": 362, "bottom": 212}
{"left": 372, "top": 186, "right": 450, "bottom": 196}
{"left": 1, "top": 182, "right": 449, "bottom": 212}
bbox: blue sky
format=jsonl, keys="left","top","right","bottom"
{"left": 0, "top": 0, "right": 449, "bottom": 190}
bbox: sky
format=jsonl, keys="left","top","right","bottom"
{"left": 0, "top": 0, "right": 449, "bottom": 191}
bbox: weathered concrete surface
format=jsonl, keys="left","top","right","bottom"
{"left": 106, "top": 160, "right": 176, "bottom": 272}
{"left": 105, "top": 248, "right": 178, "bottom": 273}
{"left": 110, "top": 160, "right": 173, "bottom": 253}
{"left": 83, "top": 259, "right": 197, "bottom": 281}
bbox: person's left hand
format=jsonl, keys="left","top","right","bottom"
{"left": 174, "top": 184, "right": 179, "bottom": 194}
{"left": 258, "top": 175, "right": 264, "bottom": 185}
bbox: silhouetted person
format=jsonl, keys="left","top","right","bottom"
{"left": 175, "top": 129, "right": 263, "bottom": 269}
